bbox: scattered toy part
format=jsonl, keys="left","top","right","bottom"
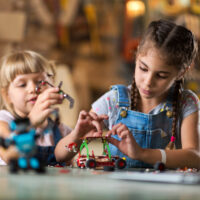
{"left": 154, "top": 161, "right": 166, "bottom": 172}
{"left": 65, "top": 142, "right": 78, "bottom": 152}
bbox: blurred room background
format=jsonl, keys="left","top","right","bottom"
{"left": 0, "top": 0, "right": 200, "bottom": 128}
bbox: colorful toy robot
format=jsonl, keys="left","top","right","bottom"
{"left": 0, "top": 118, "right": 45, "bottom": 173}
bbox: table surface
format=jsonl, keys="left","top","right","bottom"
{"left": 0, "top": 166, "right": 200, "bottom": 200}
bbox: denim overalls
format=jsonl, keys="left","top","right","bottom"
{"left": 109, "top": 85, "right": 174, "bottom": 168}
{"left": 36, "top": 119, "right": 65, "bottom": 166}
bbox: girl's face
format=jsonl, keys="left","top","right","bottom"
{"left": 6, "top": 72, "right": 45, "bottom": 118}
{"left": 135, "top": 49, "right": 180, "bottom": 102}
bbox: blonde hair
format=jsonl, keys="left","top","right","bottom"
{"left": 0, "top": 50, "right": 54, "bottom": 115}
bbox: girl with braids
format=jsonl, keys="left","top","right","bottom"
{"left": 90, "top": 19, "right": 200, "bottom": 169}
{"left": 55, "top": 19, "right": 199, "bottom": 169}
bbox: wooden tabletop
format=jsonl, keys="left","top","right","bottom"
{"left": 0, "top": 166, "right": 200, "bottom": 200}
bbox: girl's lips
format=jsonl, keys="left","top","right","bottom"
{"left": 141, "top": 88, "right": 151, "bottom": 95}
{"left": 28, "top": 97, "right": 37, "bottom": 103}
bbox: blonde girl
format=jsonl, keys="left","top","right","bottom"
{"left": 0, "top": 50, "right": 71, "bottom": 165}
{"left": 0, "top": 50, "right": 107, "bottom": 166}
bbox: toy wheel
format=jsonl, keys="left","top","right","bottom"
{"left": 86, "top": 159, "right": 96, "bottom": 169}
{"left": 115, "top": 158, "right": 126, "bottom": 169}
{"left": 9, "top": 159, "right": 19, "bottom": 173}
{"left": 154, "top": 161, "right": 165, "bottom": 171}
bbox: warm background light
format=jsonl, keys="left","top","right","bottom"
{"left": 126, "top": 0, "right": 145, "bottom": 18}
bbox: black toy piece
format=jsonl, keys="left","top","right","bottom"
{"left": 154, "top": 161, "right": 166, "bottom": 172}
{"left": 103, "top": 166, "right": 115, "bottom": 171}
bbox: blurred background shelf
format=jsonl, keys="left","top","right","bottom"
{"left": 0, "top": 0, "right": 200, "bottom": 129}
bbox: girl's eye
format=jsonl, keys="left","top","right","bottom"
{"left": 139, "top": 66, "right": 148, "bottom": 72}
{"left": 18, "top": 84, "right": 26, "bottom": 87}
{"left": 156, "top": 74, "right": 168, "bottom": 79}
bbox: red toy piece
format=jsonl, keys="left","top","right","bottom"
{"left": 65, "top": 142, "right": 78, "bottom": 152}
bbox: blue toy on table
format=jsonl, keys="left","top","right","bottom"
{"left": 0, "top": 118, "right": 45, "bottom": 173}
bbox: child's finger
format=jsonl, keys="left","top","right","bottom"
{"left": 118, "top": 130, "right": 130, "bottom": 139}
{"left": 41, "top": 93, "right": 63, "bottom": 102}
{"left": 106, "top": 129, "right": 117, "bottom": 136}
{"left": 109, "top": 123, "right": 123, "bottom": 135}
{"left": 98, "top": 114, "right": 109, "bottom": 121}
{"left": 89, "top": 112, "right": 108, "bottom": 121}
{"left": 106, "top": 123, "right": 128, "bottom": 137}
{"left": 41, "top": 99, "right": 63, "bottom": 110}
{"left": 106, "top": 130, "right": 112, "bottom": 137}
{"left": 44, "top": 107, "right": 58, "bottom": 117}
{"left": 84, "top": 130, "right": 101, "bottom": 138}
{"left": 91, "top": 120, "right": 103, "bottom": 133}
{"left": 38, "top": 87, "right": 60, "bottom": 96}
{"left": 112, "top": 123, "right": 123, "bottom": 130}
{"left": 79, "top": 110, "right": 89, "bottom": 119}
{"left": 107, "top": 137, "right": 120, "bottom": 148}
{"left": 89, "top": 111, "right": 99, "bottom": 120}
{"left": 93, "top": 131, "right": 102, "bottom": 137}
{"left": 37, "top": 87, "right": 62, "bottom": 101}
{"left": 115, "top": 124, "right": 129, "bottom": 135}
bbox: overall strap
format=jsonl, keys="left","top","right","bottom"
{"left": 52, "top": 121, "right": 62, "bottom": 146}
{"left": 43, "top": 118, "right": 62, "bottom": 146}
{"left": 110, "top": 85, "right": 130, "bottom": 108}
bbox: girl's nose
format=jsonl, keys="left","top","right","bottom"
{"left": 28, "top": 82, "right": 36, "bottom": 93}
{"left": 145, "top": 74, "right": 154, "bottom": 87}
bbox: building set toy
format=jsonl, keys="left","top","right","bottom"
{"left": 66, "top": 136, "right": 127, "bottom": 171}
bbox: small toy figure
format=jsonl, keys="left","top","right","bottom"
{"left": 36, "top": 80, "right": 74, "bottom": 108}
{"left": 0, "top": 118, "right": 45, "bottom": 173}
{"left": 66, "top": 136, "right": 126, "bottom": 170}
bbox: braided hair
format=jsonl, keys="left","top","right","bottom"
{"left": 131, "top": 19, "right": 198, "bottom": 149}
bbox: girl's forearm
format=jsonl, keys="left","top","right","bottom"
{"left": 139, "top": 148, "right": 200, "bottom": 169}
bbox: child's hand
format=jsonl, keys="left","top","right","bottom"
{"left": 73, "top": 110, "right": 108, "bottom": 139}
{"left": 29, "top": 87, "right": 63, "bottom": 127}
{"left": 106, "top": 123, "right": 142, "bottom": 160}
